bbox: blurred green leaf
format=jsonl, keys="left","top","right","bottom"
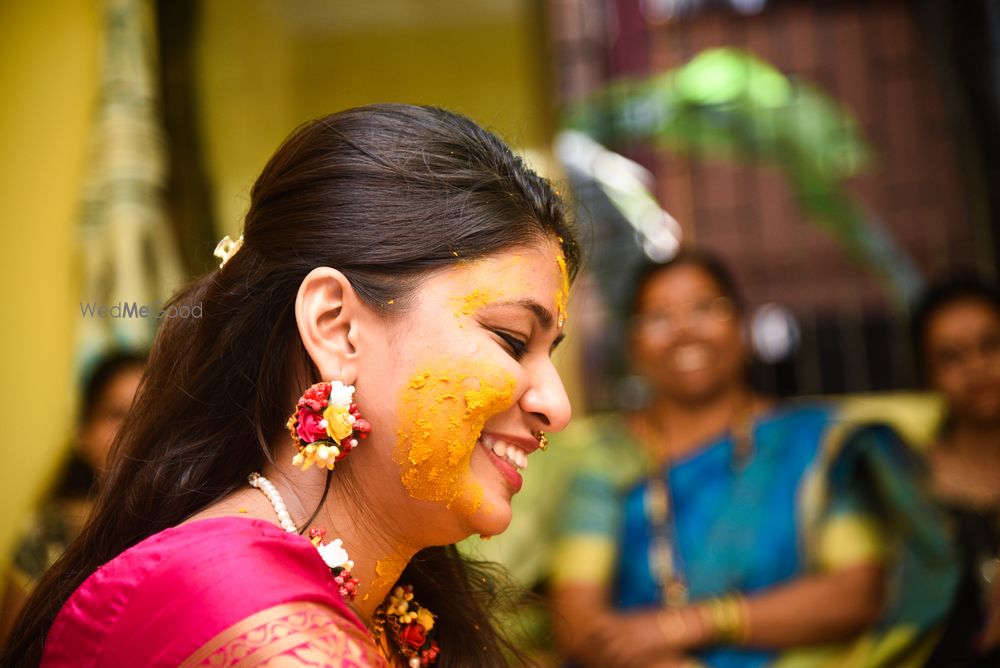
{"left": 566, "top": 47, "right": 921, "bottom": 302}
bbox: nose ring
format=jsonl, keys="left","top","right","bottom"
{"left": 537, "top": 431, "right": 548, "bottom": 451}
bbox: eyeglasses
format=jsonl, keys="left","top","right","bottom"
{"left": 631, "top": 297, "right": 735, "bottom": 340}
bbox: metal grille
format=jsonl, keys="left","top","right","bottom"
{"left": 549, "top": 0, "right": 997, "bottom": 401}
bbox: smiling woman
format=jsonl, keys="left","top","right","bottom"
{"left": 550, "top": 250, "right": 957, "bottom": 668}
{"left": 388, "top": 246, "right": 571, "bottom": 538}
{"left": 3, "top": 104, "right": 578, "bottom": 668}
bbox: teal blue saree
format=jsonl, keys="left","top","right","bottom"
{"left": 554, "top": 402, "right": 958, "bottom": 667}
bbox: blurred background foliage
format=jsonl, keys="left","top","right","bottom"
{"left": 567, "top": 47, "right": 927, "bottom": 304}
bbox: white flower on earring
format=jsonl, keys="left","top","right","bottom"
{"left": 316, "top": 538, "right": 354, "bottom": 571}
{"left": 327, "top": 381, "right": 356, "bottom": 408}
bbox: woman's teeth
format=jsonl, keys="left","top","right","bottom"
{"left": 673, "top": 344, "right": 710, "bottom": 372}
{"left": 480, "top": 434, "right": 528, "bottom": 470}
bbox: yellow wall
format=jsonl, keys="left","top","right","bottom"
{"left": 194, "top": 1, "right": 583, "bottom": 412}
{"left": 193, "top": 0, "right": 583, "bottom": 411}
{"left": 0, "top": 0, "right": 101, "bottom": 571}
{"left": 0, "top": 6, "right": 579, "bottom": 585}
{"left": 195, "top": 0, "right": 553, "bottom": 235}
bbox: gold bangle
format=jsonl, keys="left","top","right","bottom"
{"left": 700, "top": 595, "right": 750, "bottom": 645}
{"left": 737, "top": 595, "right": 751, "bottom": 643}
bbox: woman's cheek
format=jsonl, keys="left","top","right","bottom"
{"left": 393, "top": 359, "right": 516, "bottom": 515}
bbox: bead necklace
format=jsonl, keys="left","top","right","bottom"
{"left": 248, "top": 472, "right": 297, "bottom": 532}
{"left": 247, "top": 473, "right": 440, "bottom": 666}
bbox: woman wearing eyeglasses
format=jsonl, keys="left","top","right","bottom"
{"left": 549, "top": 250, "right": 957, "bottom": 668}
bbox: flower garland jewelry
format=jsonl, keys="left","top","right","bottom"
{"left": 247, "top": 472, "right": 440, "bottom": 665}
{"left": 288, "top": 381, "right": 372, "bottom": 471}
{"left": 214, "top": 234, "right": 244, "bottom": 268}
{"left": 372, "top": 585, "right": 441, "bottom": 667}
{"left": 248, "top": 472, "right": 360, "bottom": 601}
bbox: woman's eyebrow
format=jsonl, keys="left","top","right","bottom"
{"left": 483, "top": 299, "right": 555, "bottom": 330}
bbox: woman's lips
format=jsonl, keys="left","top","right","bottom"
{"left": 671, "top": 343, "right": 712, "bottom": 372}
{"left": 485, "top": 447, "right": 523, "bottom": 492}
{"left": 479, "top": 433, "right": 530, "bottom": 493}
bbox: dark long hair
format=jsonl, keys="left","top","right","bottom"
{"left": 626, "top": 248, "right": 744, "bottom": 321}
{"left": 5, "top": 104, "right": 579, "bottom": 667}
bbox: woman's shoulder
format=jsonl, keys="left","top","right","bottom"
{"left": 94, "top": 515, "right": 346, "bottom": 604}
{"left": 759, "top": 399, "right": 836, "bottom": 430}
{"left": 554, "top": 412, "right": 649, "bottom": 486}
{"left": 42, "top": 516, "right": 365, "bottom": 667}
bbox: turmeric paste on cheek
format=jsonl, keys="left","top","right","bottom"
{"left": 394, "top": 361, "right": 516, "bottom": 514}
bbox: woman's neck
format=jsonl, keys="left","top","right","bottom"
{"left": 192, "top": 452, "right": 418, "bottom": 625}
{"left": 942, "top": 421, "right": 1000, "bottom": 466}
{"left": 932, "top": 418, "right": 1000, "bottom": 507}
{"left": 253, "top": 462, "right": 418, "bottom": 625}
{"left": 315, "top": 482, "right": 417, "bottom": 623}
{"left": 642, "top": 385, "right": 760, "bottom": 462}
{"left": 946, "top": 419, "right": 1000, "bottom": 459}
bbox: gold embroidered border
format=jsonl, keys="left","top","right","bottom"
{"left": 179, "top": 601, "right": 386, "bottom": 667}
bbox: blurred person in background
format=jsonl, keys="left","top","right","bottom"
{"left": 915, "top": 278, "right": 1000, "bottom": 666}
{"left": 0, "top": 350, "right": 145, "bottom": 647}
{"left": 549, "top": 250, "right": 957, "bottom": 668}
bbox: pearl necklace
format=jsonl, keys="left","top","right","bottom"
{"left": 248, "top": 472, "right": 298, "bottom": 532}
{"left": 248, "top": 474, "right": 437, "bottom": 666}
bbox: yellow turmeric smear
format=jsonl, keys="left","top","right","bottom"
{"left": 394, "top": 361, "right": 516, "bottom": 515}
{"left": 451, "top": 288, "right": 496, "bottom": 319}
{"left": 555, "top": 249, "right": 571, "bottom": 327}
{"left": 364, "top": 554, "right": 409, "bottom": 602}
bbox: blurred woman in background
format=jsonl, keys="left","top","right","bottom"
{"left": 916, "top": 279, "right": 1000, "bottom": 666}
{"left": 0, "top": 350, "right": 144, "bottom": 646}
{"left": 549, "top": 250, "right": 956, "bottom": 668}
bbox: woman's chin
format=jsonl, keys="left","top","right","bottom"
{"left": 420, "top": 488, "right": 513, "bottom": 544}
{"left": 467, "top": 495, "right": 513, "bottom": 539}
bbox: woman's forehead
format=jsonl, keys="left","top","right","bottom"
{"left": 639, "top": 266, "right": 725, "bottom": 304}
{"left": 437, "top": 245, "right": 561, "bottom": 292}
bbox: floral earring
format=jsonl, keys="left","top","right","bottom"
{"left": 287, "top": 381, "right": 372, "bottom": 471}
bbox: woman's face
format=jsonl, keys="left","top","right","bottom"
{"left": 925, "top": 298, "right": 1000, "bottom": 427}
{"left": 354, "top": 238, "right": 572, "bottom": 542}
{"left": 77, "top": 365, "right": 143, "bottom": 474}
{"left": 630, "top": 264, "right": 746, "bottom": 404}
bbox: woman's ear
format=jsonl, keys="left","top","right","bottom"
{"left": 295, "top": 267, "right": 362, "bottom": 385}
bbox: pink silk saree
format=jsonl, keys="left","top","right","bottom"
{"left": 41, "top": 517, "right": 388, "bottom": 667}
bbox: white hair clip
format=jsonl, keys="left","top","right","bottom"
{"left": 213, "top": 234, "right": 244, "bottom": 269}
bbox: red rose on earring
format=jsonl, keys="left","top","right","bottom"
{"left": 400, "top": 623, "right": 426, "bottom": 648}
{"left": 296, "top": 408, "right": 328, "bottom": 443}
